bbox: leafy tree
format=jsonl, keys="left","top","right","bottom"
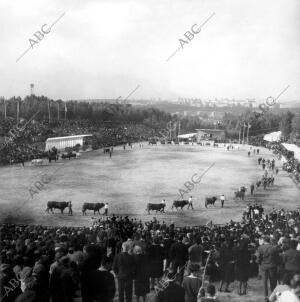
{"left": 280, "top": 111, "right": 294, "bottom": 139}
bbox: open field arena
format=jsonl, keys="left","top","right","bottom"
{"left": 0, "top": 143, "right": 299, "bottom": 227}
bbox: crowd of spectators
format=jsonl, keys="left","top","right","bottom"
{"left": 0, "top": 119, "right": 157, "bottom": 166}
{"left": 268, "top": 143, "right": 300, "bottom": 184}
{"left": 1, "top": 206, "right": 300, "bottom": 302}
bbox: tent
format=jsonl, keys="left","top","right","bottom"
{"left": 177, "top": 133, "right": 197, "bottom": 139}
{"left": 263, "top": 131, "right": 281, "bottom": 142}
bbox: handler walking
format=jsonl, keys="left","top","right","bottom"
{"left": 68, "top": 201, "right": 73, "bottom": 216}
{"left": 250, "top": 184, "right": 255, "bottom": 195}
{"left": 188, "top": 196, "right": 194, "bottom": 210}
{"left": 104, "top": 203, "right": 109, "bottom": 216}
{"left": 220, "top": 194, "right": 225, "bottom": 208}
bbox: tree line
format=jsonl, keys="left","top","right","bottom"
{"left": 1, "top": 95, "right": 299, "bottom": 142}
{"left": 222, "top": 109, "right": 300, "bottom": 142}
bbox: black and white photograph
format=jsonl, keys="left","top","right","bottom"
{"left": 0, "top": 0, "right": 300, "bottom": 301}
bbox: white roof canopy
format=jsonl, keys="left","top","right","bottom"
{"left": 177, "top": 133, "right": 197, "bottom": 139}
{"left": 263, "top": 131, "right": 281, "bottom": 142}
{"left": 46, "top": 134, "right": 92, "bottom": 142}
{"left": 281, "top": 143, "right": 300, "bottom": 161}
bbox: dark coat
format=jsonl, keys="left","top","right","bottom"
{"left": 112, "top": 252, "right": 135, "bottom": 280}
{"left": 235, "top": 241, "right": 251, "bottom": 282}
{"left": 219, "top": 244, "right": 234, "bottom": 283}
{"left": 182, "top": 276, "right": 202, "bottom": 302}
{"left": 148, "top": 244, "right": 164, "bottom": 278}
{"left": 257, "top": 244, "right": 279, "bottom": 270}
{"left": 282, "top": 249, "right": 300, "bottom": 273}
{"left": 15, "top": 291, "right": 38, "bottom": 302}
{"left": 169, "top": 242, "right": 188, "bottom": 267}
{"left": 156, "top": 282, "right": 185, "bottom": 302}
{"left": 82, "top": 269, "right": 116, "bottom": 302}
{"left": 134, "top": 254, "right": 150, "bottom": 297}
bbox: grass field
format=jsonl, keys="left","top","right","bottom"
{"left": 0, "top": 143, "right": 298, "bottom": 227}
{"left": 0, "top": 143, "right": 299, "bottom": 302}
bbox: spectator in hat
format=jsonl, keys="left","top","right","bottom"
{"left": 182, "top": 263, "right": 202, "bottom": 302}
{"left": 133, "top": 245, "right": 150, "bottom": 302}
{"left": 148, "top": 237, "right": 164, "bottom": 290}
{"left": 169, "top": 236, "right": 188, "bottom": 284}
{"left": 83, "top": 256, "right": 116, "bottom": 302}
{"left": 235, "top": 237, "right": 251, "bottom": 295}
{"left": 113, "top": 242, "right": 135, "bottom": 302}
{"left": 257, "top": 235, "right": 280, "bottom": 298}
{"left": 282, "top": 240, "right": 300, "bottom": 279}
{"left": 188, "top": 237, "right": 203, "bottom": 275}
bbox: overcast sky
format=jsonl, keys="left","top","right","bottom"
{"left": 0, "top": 0, "right": 299, "bottom": 102}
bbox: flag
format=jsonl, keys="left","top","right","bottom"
{"left": 243, "top": 123, "right": 247, "bottom": 127}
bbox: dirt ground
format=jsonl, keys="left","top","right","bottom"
{"left": 0, "top": 143, "right": 299, "bottom": 302}
{"left": 0, "top": 143, "right": 298, "bottom": 227}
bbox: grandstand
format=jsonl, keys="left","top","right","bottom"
{"left": 45, "top": 134, "right": 93, "bottom": 151}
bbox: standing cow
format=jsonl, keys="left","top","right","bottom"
{"left": 82, "top": 202, "right": 105, "bottom": 215}
{"left": 46, "top": 201, "right": 71, "bottom": 214}
{"left": 146, "top": 203, "right": 166, "bottom": 214}
{"left": 205, "top": 197, "right": 217, "bottom": 208}
{"left": 172, "top": 200, "right": 189, "bottom": 210}
{"left": 234, "top": 191, "right": 245, "bottom": 200}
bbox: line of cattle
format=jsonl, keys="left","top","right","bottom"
{"left": 31, "top": 152, "right": 77, "bottom": 165}
{"left": 45, "top": 176, "right": 274, "bottom": 215}
{"left": 46, "top": 201, "right": 105, "bottom": 215}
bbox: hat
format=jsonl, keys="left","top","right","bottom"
{"left": 32, "top": 263, "right": 45, "bottom": 276}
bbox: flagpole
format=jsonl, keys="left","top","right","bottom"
{"left": 64, "top": 102, "right": 67, "bottom": 120}
{"left": 238, "top": 125, "right": 241, "bottom": 144}
{"left": 57, "top": 103, "right": 59, "bottom": 121}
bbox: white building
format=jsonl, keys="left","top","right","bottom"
{"left": 45, "top": 134, "right": 93, "bottom": 151}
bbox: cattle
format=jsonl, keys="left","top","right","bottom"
{"left": 62, "top": 152, "right": 77, "bottom": 159}
{"left": 48, "top": 154, "right": 58, "bottom": 163}
{"left": 146, "top": 203, "right": 166, "bottom": 214}
{"left": 205, "top": 197, "right": 217, "bottom": 208}
{"left": 46, "top": 201, "right": 70, "bottom": 214}
{"left": 234, "top": 191, "right": 245, "bottom": 200}
{"left": 172, "top": 200, "right": 189, "bottom": 210}
{"left": 31, "top": 159, "right": 43, "bottom": 165}
{"left": 256, "top": 180, "right": 262, "bottom": 188}
{"left": 267, "top": 176, "right": 274, "bottom": 186}
{"left": 240, "top": 186, "right": 247, "bottom": 193}
{"left": 82, "top": 202, "right": 105, "bottom": 215}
